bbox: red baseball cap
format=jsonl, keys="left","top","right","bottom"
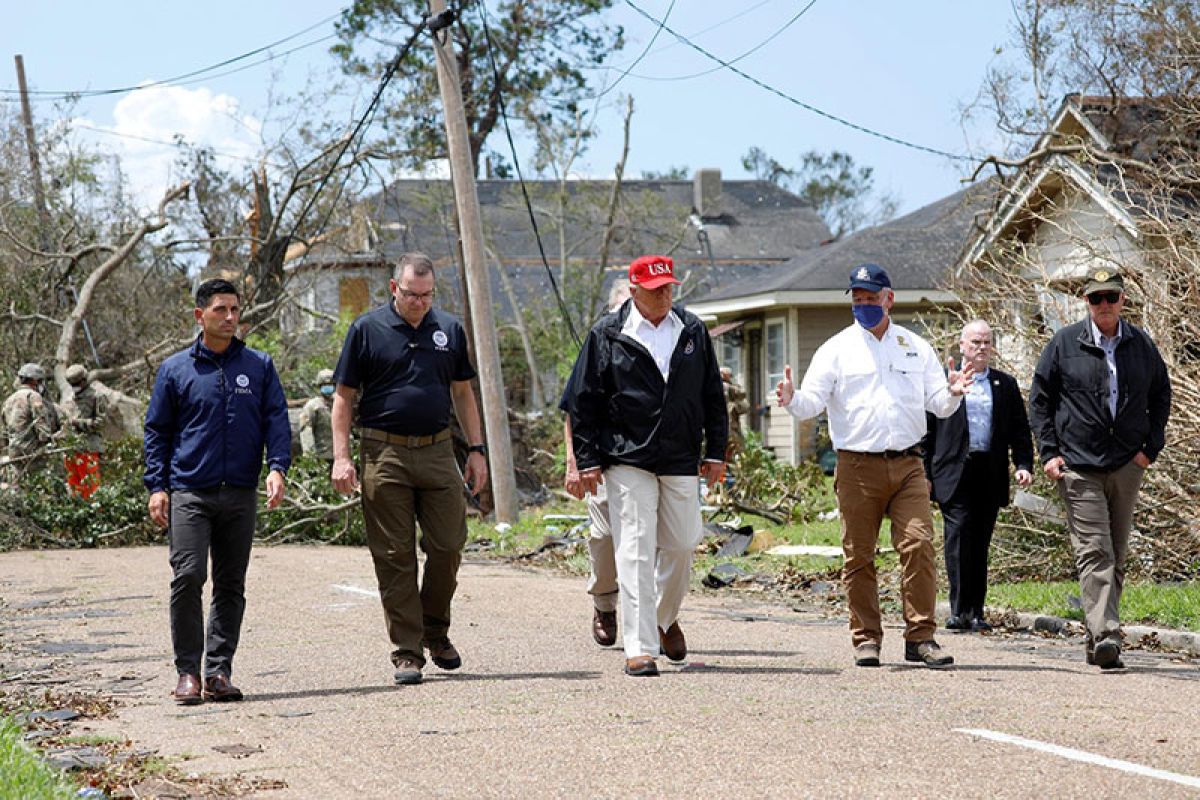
{"left": 628, "top": 255, "right": 681, "bottom": 289}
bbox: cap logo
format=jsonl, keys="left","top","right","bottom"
{"left": 1094, "top": 270, "right": 1110, "bottom": 282}
{"left": 855, "top": 267, "right": 871, "bottom": 280}
{"left": 646, "top": 262, "right": 671, "bottom": 277}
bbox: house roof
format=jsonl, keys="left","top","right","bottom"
{"left": 694, "top": 182, "right": 994, "bottom": 305}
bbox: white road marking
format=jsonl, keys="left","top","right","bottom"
{"left": 331, "top": 584, "right": 379, "bottom": 598}
{"left": 955, "top": 728, "right": 1200, "bottom": 789}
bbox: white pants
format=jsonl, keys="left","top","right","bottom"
{"left": 586, "top": 484, "right": 619, "bottom": 612}
{"left": 606, "top": 465, "right": 702, "bottom": 658}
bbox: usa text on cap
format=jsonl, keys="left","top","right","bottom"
{"left": 629, "top": 255, "right": 681, "bottom": 289}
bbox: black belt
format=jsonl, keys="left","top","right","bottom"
{"left": 838, "top": 446, "right": 923, "bottom": 459}
{"left": 360, "top": 427, "right": 451, "bottom": 448}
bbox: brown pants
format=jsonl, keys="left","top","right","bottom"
{"left": 835, "top": 451, "right": 938, "bottom": 646}
{"left": 360, "top": 436, "right": 467, "bottom": 667}
{"left": 1057, "top": 460, "right": 1144, "bottom": 645}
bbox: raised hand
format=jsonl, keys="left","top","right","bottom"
{"left": 946, "top": 357, "right": 976, "bottom": 396}
{"left": 775, "top": 364, "right": 795, "bottom": 407}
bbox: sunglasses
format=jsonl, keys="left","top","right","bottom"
{"left": 1087, "top": 291, "right": 1121, "bottom": 305}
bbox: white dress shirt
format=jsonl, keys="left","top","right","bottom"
{"left": 1090, "top": 319, "right": 1122, "bottom": 419}
{"left": 622, "top": 302, "right": 683, "bottom": 381}
{"left": 785, "top": 321, "right": 962, "bottom": 452}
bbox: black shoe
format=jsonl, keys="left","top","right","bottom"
{"left": 969, "top": 617, "right": 992, "bottom": 632}
{"left": 1093, "top": 639, "right": 1121, "bottom": 669}
{"left": 945, "top": 615, "right": 971, "bottom": 631}
{"left": 905, "top": 639, "right": 954, "bottom": 668}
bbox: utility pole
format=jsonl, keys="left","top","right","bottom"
{"left": 14, "top": 54, "right": 51, "bottom": 246}
{"left": 428, "top": 1, "right": 519, "bottom": 523}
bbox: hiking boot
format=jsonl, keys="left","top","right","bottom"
{"left": 854, "top": 641, "right": 881, "bottom": 667}
{"left": 424, "top": 638, "right": 462, "bottom": 671}
{"left": 905, "top": 639, "right": 954, "bottom": 668}
{"left": 393, "top": 656, "right": 423, "bottom": 685}
{"left": 1093, "top": 639, "right": 1122, "bottom": 670}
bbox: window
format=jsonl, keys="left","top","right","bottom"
{"left": 339, "top": 277, "right": 370, "bottom": 317}
{"left": 765, "top": 320, "right": 785, "bottom": 390}
{"left": 719, "top": 335, "right": 742, "bottom": 382}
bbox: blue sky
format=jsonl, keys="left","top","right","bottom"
{"left": 4, "top": 1, "right": 1020, "bottom": 216}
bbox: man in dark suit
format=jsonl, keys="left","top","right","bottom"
{"left": 924, "top": 320, "right": 1034, "bottom": 632}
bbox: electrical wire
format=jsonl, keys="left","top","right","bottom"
{"left": 475, "top": 0, "right": 582, "bottom": 349}
{"left": 623, "top": 0, "right": 975, "bottom": 163}
{"left": 623, "top": 0, "right": 817, "bottom": 82}
{"left": 71, "top": 122, "right": 286, "bottom": 168}
{"left": 0, "top": 13, "right": 340, "bottom": 100}
{"left": 590, "top": 0, "right": 676, "bottom": 102}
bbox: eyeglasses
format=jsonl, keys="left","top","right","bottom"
{"left": 398, "top": 288, "right": 435, "bottom": 301}
{"left": 1087, "top": 291, "right": 1122, "bottom": 306}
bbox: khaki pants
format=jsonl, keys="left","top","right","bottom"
{"left": 360, "top": 437, "right": 467, "bottom": 667}
{"left": 835, "top": 451, "right": 938, "bottom": 646}
{"left": 1057, "top": 460, "right": 1144, "bottom": 645}
{"left": 586, "top": 484, "right": 619, "bottom": 613}
{"left": 606, "top": 465, "right": 702, "bottom": 658}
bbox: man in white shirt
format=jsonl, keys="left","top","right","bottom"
{"left": 564, "top": 255, "right": 728, "bottom": 677}
{"left": 776, "top": 263, "right": 974, "bottom": 668}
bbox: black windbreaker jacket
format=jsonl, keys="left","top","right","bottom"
{"left": 564, "top": 300, "right": 728, "bottom": 476}
{"left": 1028, "top": 318, "right": 1171, "bottom": 471}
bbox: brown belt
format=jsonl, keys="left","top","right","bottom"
{"left": 360, "top": 427, "right": 451, "bottom": 448}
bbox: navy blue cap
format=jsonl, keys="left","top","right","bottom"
{"left": 847, "top": 263, "right": 891, "bottom": 293}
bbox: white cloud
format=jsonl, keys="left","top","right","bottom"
{"left": 86, "top": 84, "right": 264, "bottom": 210}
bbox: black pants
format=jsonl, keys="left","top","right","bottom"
{"left": 939, "top": 454, "right": 1001, "bottom": 620}
{"left": 168, "top": 486, "right": 257, "bottom": 677}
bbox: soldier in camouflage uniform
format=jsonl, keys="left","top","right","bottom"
{"left": 721, "top": 366, "right": 751, "bottom": 460}
{"left": 299, "top": 368, "right": 335, "bottom": 461}
{"left": 2, "top": 363, "right": 57, "bottom": 482}
{"left": 62, "top": 364, "right": 109, "bottom": 498}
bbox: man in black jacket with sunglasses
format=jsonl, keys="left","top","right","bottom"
{"left": 1028, "top": 267, "right": 1171, "bottom": 671}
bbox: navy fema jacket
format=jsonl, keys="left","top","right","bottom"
{"left": 144, "top": 336, "right": 291, "bottom": 493}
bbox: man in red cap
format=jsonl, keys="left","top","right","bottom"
{"left": 563, "top": 255, "right": 728, "bottom": 676}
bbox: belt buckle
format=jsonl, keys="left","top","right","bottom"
{"left": 406, "top": 435, "right": 421, "bottom": 447}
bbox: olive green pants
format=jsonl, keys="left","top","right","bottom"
{"left": 360, "top": 436, "right": 467, "bottom": 667}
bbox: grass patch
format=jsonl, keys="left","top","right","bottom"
{"left": 987, "top": 580, "right": 1200, "bottom": 631}
{"left": 0, "top": 715, "right": 76, "bottom": 800}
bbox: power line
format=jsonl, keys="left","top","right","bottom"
{"left": 590, "top": 0, "right": 676, "bottom": 102}
{"left": 623, "top": 0, "right": 975, "bottom": 163}
{"left": 624, "top": 0, "right": 818, "bottom": 83}
{"left": 476, "top": 1, "right": 582, "bottom": 350}
{"left": 1, "top": 13, "right": 340, "bottom": 100}
{"left": 71, "top": 122, "right": 286, "bottom": 169}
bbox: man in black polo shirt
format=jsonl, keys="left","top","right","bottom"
{"left": 331, "top": 252, "right": 488, "bottom": 686}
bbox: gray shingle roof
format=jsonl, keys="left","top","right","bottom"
{"left": 695, "top": 182, "right": 995, "bottom": 302}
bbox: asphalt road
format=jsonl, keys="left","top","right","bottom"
{"left": 2, "top": 546, "right": 1198, "bottom": 798}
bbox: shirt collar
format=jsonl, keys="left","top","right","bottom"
{"left": 1089, "top": 318, "right": 1123, "bottom": 346}
{"left": 626, "top": 300, "right": 679, "bottom": 333}
{"left": 389, "top": 301, "right": 433, "bottom": 331}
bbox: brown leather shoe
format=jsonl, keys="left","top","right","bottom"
{"left": 593, "top": 608, "right": 617, "bottom": 647}
{"left": 203, "top": 673, "right": 244, "bottom": 702}
{"left": 624, "top": 655, "right": 659, "bottom": 677}
{"left": 658, "top": 621, "right": 687, "bottom": 662}
{"left": 172, "top": 673, "right": 203, "bottom": 705}
{"left": 424, "top": 638, "right": 462, "bottom": 670}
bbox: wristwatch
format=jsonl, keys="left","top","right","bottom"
{"left": 468, "top": 443, "right": 487, "bottom": 455}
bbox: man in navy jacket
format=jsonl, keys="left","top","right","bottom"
{"left": 144, "top": 278, "right": 290, "bottom": 704}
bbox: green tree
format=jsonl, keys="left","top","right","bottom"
{"left": 332, "top": 0, "right": 625, "bottom": 175}
{"left": 741, "top": 146, "right": 898, "bottom": 239}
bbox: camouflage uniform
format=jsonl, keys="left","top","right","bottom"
{"left": 63, "top": 365, "right": 110, "bottom": 453}
{"left": 299, "top": 368, "right": 335, "bottom": 460}
{"left": 2, "top": 364, "right": 56, "bottom": 478}
{"left": 723, "top": 375, "right": 751, "bottom": 457}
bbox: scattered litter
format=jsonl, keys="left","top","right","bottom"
{"left": 702, "top": 563, "right": 748, "bottom": 589}
{"left": 28, "top": 708, "right": 81, "bottom": 723}
{"left": 817, "top": 509, "right": 840, "bottom": 521}
{"left": 715, "top": 525, "right": 754, "bottom": 557}
{"left": 213, "top": 743, "right": 263, "bottom": 758}
{"left": 494, "top": 522, "right": 512, "bottom": 534}
{"left": 764, "top": 544, "right": 844, "bottom": 558}
{"left": 1067, "top": 594, "right": 1083, "bottom": 610}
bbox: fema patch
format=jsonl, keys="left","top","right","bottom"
{"left": 684, "top": 338, "right": 695, "bottom": 355}
{"left": 432, "top": 330, "right": 449, "bottom": 348}
{"left": 236, "top": 374, "right": 249, "bottom": 388}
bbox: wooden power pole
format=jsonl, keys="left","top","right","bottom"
{"left": 14, "top": 54, "right": 51, "bottom": 245}
{"left": 428, "top": 1, "right": 520, "bottom": 523}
